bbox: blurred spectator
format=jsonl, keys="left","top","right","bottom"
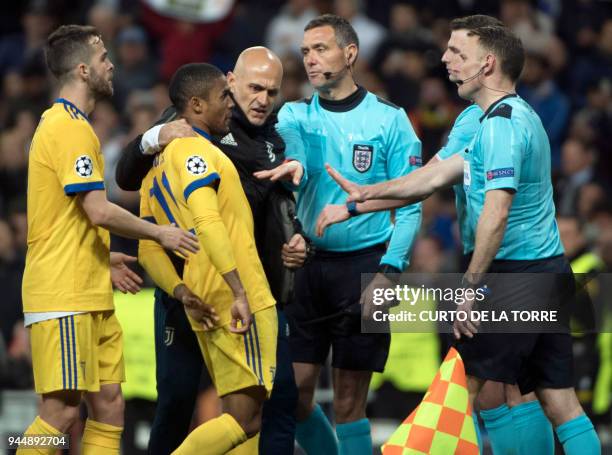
{"left": 150, "top": 82, "right": 171, "bottom": 116}
{"left": 411, "top": 76, "right": 459, "bottom": 161}
{"left": 558, "top": 215, "right": 590, "bottom": 261}
{"left": 555, "top": 138, "right": 596, "bottom": 216}
{"left": 0, "top": 219, "right": 24, "bottom": 348}
{"left": 140, "top": 1, "right": 232, "bottom": 81}
{"left": 113, "top": 26, "right": 159, "bottom": 110}
{"left": 370, "top": 6, "right": 440, "bottom": 111}
{"left": 279, "top": 53, "right": 309, "bottom": 103}
{"left": 0, "top": 103, "right": 36, "bottom": 209}
{"left": 266, "top": 0, "right": 318, "bottom": 58}
{"left": 577, "top": 183, "right": 606, "bottom": 224}
{"left": 334, "top": 0, "right": 386, "bottom": 64}
{"left": 87, "top": 2, "right": 120, "bottom": 55}
{"left": 571, "top": 79, "right": 612, "bottom": 181}
{"left": 0, "top": 2, "right": 55, "bottom": 78}
{"left": 569, "top": 18, "right": 612, "bottom": 108}
{"left": 518, "top": 51, "right": 570, "bottom": 168}
{"left": 500, "top": 0, "right": 555, "bottom": 54}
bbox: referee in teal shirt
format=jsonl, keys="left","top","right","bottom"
{"left": 256, "top": 14, "right": 422, "bottom": 455}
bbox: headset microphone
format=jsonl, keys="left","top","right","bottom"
{"left": 457, "top": 66, "right": 485, "bottom": 85}
{"left": 323, "top": 54, "right": 353, "bottom": 80}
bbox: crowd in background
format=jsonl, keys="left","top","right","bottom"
{"left": 0, "top": 0, "right": 611, "bottom": 425}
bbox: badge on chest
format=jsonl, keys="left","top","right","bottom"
{"left": 353, "top": 144, "right": 373, "bottom": 173}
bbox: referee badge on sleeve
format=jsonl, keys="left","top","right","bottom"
{"left": 186, "top": 155, "right": 208, "bottom": 175}
{"left": 75, "top": 155, "right": 94, "bottom": 177}
{"left": 353, "top": 144, "right": 373, "bottom": 173}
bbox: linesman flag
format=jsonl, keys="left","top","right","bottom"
{"left": 382, "top": 347, "right": 479, "bottom": 454}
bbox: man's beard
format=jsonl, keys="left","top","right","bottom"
{"left": 89, "top": 69, "right": 113, "bottom": 99}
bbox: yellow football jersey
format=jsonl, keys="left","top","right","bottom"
{"left": 22, "top": 98, "right": 112, "bottom": 312}
{"left": 139, "top": 128, "right": 275, "bottom": 326}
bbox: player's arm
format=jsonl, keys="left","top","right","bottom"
{"left": 316, "top": 155, "right": 443, "bottom": 236}
{"left": 379, "top": 110, "right": 424, "bottom": 272}
{"left": 466, "top": 189, "right": 514, "bottom": 281}
{"left": 79, "top": 190, "right": 199, "bottom": 255}
{"left": 137, "top": 190, "right": 184, "bottom": 297}
{"left": 326, "top": 153, "right": 463, "bottom": 204}
{"left": 178, "top": 149, "right": 252, "bottom": 332}
{"left": 465, "top": 116, "right": 523, "bottom": 283}
{"left": 115, "top": 106, "right": 195, "bottom": 190}
{"left": 187, "top": 185, "right": 252, "bottom": 332}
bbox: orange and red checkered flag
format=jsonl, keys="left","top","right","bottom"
{"left": 382, "top": 347, "right": 479, "bottom": 455}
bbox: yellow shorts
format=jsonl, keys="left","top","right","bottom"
{"left": 193, "top": 306, "right": 278, "bottom": 398}
{"left": 29, "top": 311, "right": 125, "bottom": 394}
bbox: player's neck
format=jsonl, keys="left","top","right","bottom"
{"left": 318, "top": 77, "right": 358, "bottom": 101}
{"left": 472, "top": 78, "right": 516, "bottom": 113}
{"left": 58, "top": 85, "right": 95, "bottom": 115}
{"left": 182, "top": 115, "right": 211, "bottom": 137}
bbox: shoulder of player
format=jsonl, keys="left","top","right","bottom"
{"left": 166, "top": 137, "right": 220, "bottom": 164}
{"left": 457, "top": 104, "right": 483, "bottom": 123}
{"left": 368, "top": 92, "right": 401, "bottom": 111}
{"left": 278, "top": 97, "right": 313, "bottom": 118}
{"left": 47, "top": 108, "right": 94, "bottom": 136}
{"left": 481, "top": 96, "right": 529, "bottom": 123}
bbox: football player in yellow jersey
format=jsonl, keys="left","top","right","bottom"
{"left": 138, "top": 63, "right": 278, "bottom": 454}
{"left": 19, "top": 25, "right": 200, "bottom": 455}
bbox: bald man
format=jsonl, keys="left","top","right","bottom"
{"left": 116, "top": 47, "right": 305, "bottom": 454}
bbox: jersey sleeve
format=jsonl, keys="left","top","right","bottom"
{"left": 53, "top": 120, "right": 105, "bottom": 195}
{"left": 172, "top": 138, "right": 222, "bottom": 201}
{"left": 381, "top": 109, "right": 422, "bottom": 271}
{"left": 437, "top": 105, "right": 482, "bottom": 160}
{"left": 276, "top": 103, "right": 308, "bottom": 189}
{"left": 481, "top": 116, "right": 524, "bottom": 192}
{"left": 137, "top": 172, "right": 184, "bottom": 295}
{"left": 171, "top": 141, "right": 237, "bottom": 275}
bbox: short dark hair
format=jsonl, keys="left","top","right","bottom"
{"left": 471, "top": 26, "right": 524, "bottom": 82}
{"left": 450, "top": 15, "right": 504, "bottom": 30}
{"left": 168, "top": 63, "right": 225, "bottom": 113}
{"left": 45, "top": 25, "right": 101, "bottom": 82}
{"left": 304, "top": 14, "right": 359, "bottom": 50}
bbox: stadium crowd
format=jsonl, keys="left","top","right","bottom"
{"left": 1, "top": 0, "right": 612, "bottom": 452}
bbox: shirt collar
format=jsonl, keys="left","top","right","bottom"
{"left": 55, "top": 98, "right": 90, "bottom": 122}
{"left": 192, "top": 126, "right": 212, "bottom": 140}
{"left": 479, "top": 93, "right": 518, "bottom": 122}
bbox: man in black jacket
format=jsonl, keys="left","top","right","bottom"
{"left": 115, "top": 47, "right": 307, "bottom": 454}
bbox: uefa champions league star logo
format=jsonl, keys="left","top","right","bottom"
{"left": 75, "top": 155, "right": 93, "bottom": 177}
{"left": 186, "top": 155, "right": 208, "bottom": 175}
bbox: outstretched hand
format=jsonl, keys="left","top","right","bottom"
{"left": 325, "top": 164, "right": 367, "bottom": 203}
{"left": 254, "top": 161, "right": 304, "bottom": 186}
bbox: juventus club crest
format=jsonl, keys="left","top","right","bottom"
{"left": 265, "top": 141, "right": 276, "bottom": 163}
{"left": 164, "top": 326, "right": 175, "bottom": 346}
{"left": 353, "top": 144, "right": 373, "bottom": 173}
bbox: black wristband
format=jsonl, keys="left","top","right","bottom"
{"left": 378, "top": 264, "right": 401, "bottom": 282}
{"left": 346, "top": 201, "right": 359, "bottom": 217}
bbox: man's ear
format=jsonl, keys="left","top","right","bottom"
{"left": 190, "top": 96, "right": 205, "bottom": 114}
{"left": 76, "top": 63, "right": 89, "bottom": 81}
{"left": 345, "top": 44, "right": 358, "bottom": 67}
{"left": 226, "top": 71, "right": 236, "bottom": 91}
